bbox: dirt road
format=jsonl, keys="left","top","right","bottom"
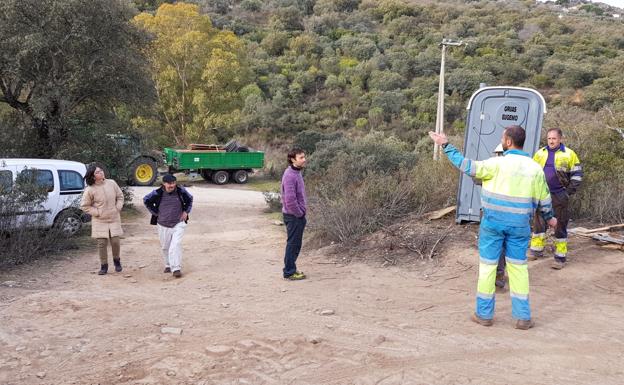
{"left": 1, "top": 184, "right": 623, "bottom": 384}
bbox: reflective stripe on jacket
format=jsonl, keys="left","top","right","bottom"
{"left": 533, "top": 144, "right": 583, "bottom": 194}
{"left": 443, "top": 144, "right": 554, "bottom": 227}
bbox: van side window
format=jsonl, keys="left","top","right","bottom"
{"left": 19, "top": 169, "right": 54, "bottom": 192}
{"left": 0, "top": 170, "right": 12, "bottom": 192}
{"left": 58, "top": 170, "right": 84, "bottom": 191}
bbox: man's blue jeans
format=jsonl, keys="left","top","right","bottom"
{"left": 283, "top": 214, "right": 306, "bottom": 277}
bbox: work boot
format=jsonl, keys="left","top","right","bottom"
{"left": 113, "top": 258, "right": 122, "bottom": 272}
{"left": 551, "top": 260, "right": 565, "bottom": 270}
{"left": 471, "top": 313, "right": 493, "bottom": 327}
{"left": 98, "top": 264, "right": 108, "bottom": 275}
{"left": 172, "top": 270, "right": 182, "bottom": 278}
{"left": 527, "top": 250, "right": 543, "bottom": 261}
{"left": 515, "top": 319, "right": 535, "bottom": 330}
{"left": 163, "top": 267, "right": 171, "bottom": 273}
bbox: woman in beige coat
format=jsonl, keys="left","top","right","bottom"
{"left": 80, "top": 164, "right": 124, "bottom": 275}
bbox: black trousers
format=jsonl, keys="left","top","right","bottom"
{"left": 283, "top": 214, "right": 306, "bottom": 277}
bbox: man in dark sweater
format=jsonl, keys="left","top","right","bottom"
{"left": 143, "top": 174, "right": 193, "bottom": 278}
{"left": 281, "top": 148, "right": 307, "bottom": 280}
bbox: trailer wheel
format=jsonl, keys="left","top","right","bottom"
{"left": 128, "top": 157, "right": 158, "bottom": 186}
{"left": 212, "top": 170, "right": 229, "bottom": 185}
{"left": 200, "top": 169, "right": 212, "bottom": 181}
{"left": 233, "top": 170, "right": 248, "bottom": 184}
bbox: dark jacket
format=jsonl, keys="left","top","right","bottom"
{"left": 143, "top": 186, "right": 193, "bottom": 225}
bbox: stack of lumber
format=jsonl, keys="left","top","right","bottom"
{"left": 188, "top": 143, "right": 224, "bottom": 151}
{"left": 569, "top": 224, "right": 624, "bottom": 251}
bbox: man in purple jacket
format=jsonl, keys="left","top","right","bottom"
{"left": 281, "top": 147, "right": 307, "bottom": 280}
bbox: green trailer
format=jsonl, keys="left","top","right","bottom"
{"left": 163, "top": 144, "right": 264, "bottom": 185}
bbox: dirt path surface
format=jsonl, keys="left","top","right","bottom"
{"left": 1, "top": 184, "right": 624, "bottom": 385}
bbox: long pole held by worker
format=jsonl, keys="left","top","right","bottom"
{"left": 433, "top": 39, "right": 463, "bottom": 160}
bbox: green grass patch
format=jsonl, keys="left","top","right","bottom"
{"left": 267, "top": 211, "right": 283, "bottom": 221}
{"left": 246, "top": 178, "right": 280, "bottom": 192}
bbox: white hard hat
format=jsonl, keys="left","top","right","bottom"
{"left": 494, "top": 144, "right": 504, "bottom": 154}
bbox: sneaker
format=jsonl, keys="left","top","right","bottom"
{"left": 172, "top": 270, "right": 182, "bottom": 278}
{"left": 163, "top": 267, "right": 171, "bottom": 273}
{"left": 515, "top": 319, "right": 535, "bottom": 330}
{"left": 551, "top": 260, "right": 565, "bottom": 270}
{"left": 471, "top": 313, "right": 493, "bottom": 327}
{"left": 284, "top": 271, "right": 306, "bottom": 280}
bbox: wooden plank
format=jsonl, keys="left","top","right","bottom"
{"left": 427, "top": 205, "right": 456, "bottom": 220}
{"left": 582, "top": 223, "right": 624, "bottom": 234}
{"left": 592, "top": 233, "right": 624, "bottom": 245}
{"left": 569, "top": 227, "right": 592, "bottom": 236}
{"left": 600, "top": 244, "right": 624, "bottom": 251}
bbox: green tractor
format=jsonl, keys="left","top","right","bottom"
{"left": 106, "top": 134, "right": 161, "bottom": 186}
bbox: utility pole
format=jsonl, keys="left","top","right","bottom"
{"left": 433, "top": 38, "right": 464, "bottom": 160}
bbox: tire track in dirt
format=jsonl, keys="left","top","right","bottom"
{"left": 2, "top": 184, "right": 624, "bottom": 384}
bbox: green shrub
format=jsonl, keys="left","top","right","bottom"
{"left": 293, "top": 130, "right": 343, "bottom": 155}
{"left": 306, "top": 131, "right": 458, "bottom": 242}
{"left": 0, "top": 174, "right": 80, "bottom": 266}
{"left": 241, "top": 0, "right": 262, "bottom": 12}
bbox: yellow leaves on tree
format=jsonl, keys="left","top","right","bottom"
{"left": 134, "top": 3, "right": 247, "bottom": 145}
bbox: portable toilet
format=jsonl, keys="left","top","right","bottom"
{"left": 456, "top": 86, "right": 547, "bottom": 223}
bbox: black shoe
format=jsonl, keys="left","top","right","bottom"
{"left": 98, "top": 264, "right": 108, "bottom": 275}
{"left": 163, "top": 267, "right": 171, "bottom": 273}
{"left": 172, "top": 270, "right": 182, "bottom": 278}
{"left": 113, "top": 259, "right": 122, "bottom": 272}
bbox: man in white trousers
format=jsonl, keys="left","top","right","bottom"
{"left": 143, "top": 174, "right": 193, "bottom": 278}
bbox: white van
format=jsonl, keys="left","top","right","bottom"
{"left": 0, "top": 159, "right": 89, "bottom": 236}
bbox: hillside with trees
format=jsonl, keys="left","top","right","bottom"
{"left": 2, "top": 0, "right": 623, "bottom": 241}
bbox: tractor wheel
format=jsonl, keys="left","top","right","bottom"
{"left": 212, "top": 170, "right": 229, "bottom": 185}
{"left": 233, "top": 170, "right": 248, "bottom": 184}
{"left": 128, "top": 157, "right": 157, "bottom": 186}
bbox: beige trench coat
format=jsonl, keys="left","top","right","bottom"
{"left": 80, "top": 179, "right": 124, "bottom": 238}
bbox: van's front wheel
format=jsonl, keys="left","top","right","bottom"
{"left": 54, "top": 210, "right": 83, "bottom": 236}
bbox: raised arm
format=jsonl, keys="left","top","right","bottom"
{"left": 428, "top": 131, "right": 496, "bottom": 180}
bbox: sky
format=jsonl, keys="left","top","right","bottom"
{"left": 584, "top": 0, "right": 624, "bottom": 8}
{"left": 538, "top": 0, "right": 624, "bottom": 9}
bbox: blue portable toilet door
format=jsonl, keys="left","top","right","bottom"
{"left": 456, "top": 86, "right": 547, "bottom": 223}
